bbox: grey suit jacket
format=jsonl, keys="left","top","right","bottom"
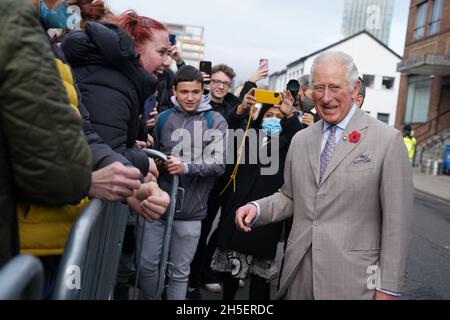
{"left": 256, "top": 108, "right": 413, "bottom": 300}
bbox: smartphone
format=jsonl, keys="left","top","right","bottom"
{"left": 144, "top": 96, "right": 157, "bottom": 121}
{"left": 199, "top": 61, "right": 212, "bottom": 84}
{"left": 260, "top": 59, "right": 269, "bottom": 70}
{"left": 254, "top": 89, "right": 282, "bottom": 105}
{"left": 169, "top": 34, "right": 177, "bottom": 46}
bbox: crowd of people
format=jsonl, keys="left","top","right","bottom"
{"left": 0, "top": 0, "right": 413, "bottom": 301}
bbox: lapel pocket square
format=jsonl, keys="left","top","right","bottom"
{"left": 353, "top": 153, "right": 371, "bottom": 164}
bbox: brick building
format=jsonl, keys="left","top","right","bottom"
{"left": 396, "top": 0, "right": 450, "bottom": 151}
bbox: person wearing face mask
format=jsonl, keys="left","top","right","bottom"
{"left": 297, "top": 74, "right": 321, "bottom": 126}
{"left": 210, "top": 89, "right": 302, "bottom": 300}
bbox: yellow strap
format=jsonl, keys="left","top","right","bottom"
{"left": 220, "top": 105, "right": 255, "bottom": 195}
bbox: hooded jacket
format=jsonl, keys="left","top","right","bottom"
{"left": 61, "top": 21, "right": 158, "bottom": 176}
{"left": 154, "top": 95, "right": 228, "bottom": 221}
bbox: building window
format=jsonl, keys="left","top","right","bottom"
{"left": 363, "top": 74, "right": 375, "bottom": 88}
{"left": 414, "top": 1, "right": 429, "bottom": 40}
{"left": 428, "top": 0, "right": 443, "bottom": 35}
{"left": 382, "top": 77, "right": 395, "bottom": 90}
{"left": 377, "top": 113, "right": 390, "bottom": 124}
{"left": 404, "top": 75, "right": 432, "bottom": 124}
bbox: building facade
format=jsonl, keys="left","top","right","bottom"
{"left": 342, "top": 0, "right": 395, "bottom": 46}
{"left": 395, "top": 0, "right": 450, "bottom": 145}
{"left": 164, "top": 22, "right": 205, "bottom": 68}
{"left": 269, "top": 31, "right": 402, "bottom": 126}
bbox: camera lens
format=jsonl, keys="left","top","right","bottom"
{"left": 286, "top": 79, "right": 300, "bottom": 96}
{"left": 274, "top": 93, "right": 280, "bottom": 98}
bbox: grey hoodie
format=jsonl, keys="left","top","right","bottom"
{"left": 154, "top": 95, "right": 228, "bottom": 221}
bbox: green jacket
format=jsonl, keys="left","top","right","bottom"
{"left": 0, "top": 0, "right": 92, "bottom": 267}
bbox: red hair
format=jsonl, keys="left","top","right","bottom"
{"left": 68, "top": 0, "right": 113, "bottom": 28}
{"left": 105, "top": 10, "right": 167, "bottom": 50}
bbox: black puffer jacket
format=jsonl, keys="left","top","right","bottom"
{"left": 61, "top": 22, "right": 158, "bottom": 176}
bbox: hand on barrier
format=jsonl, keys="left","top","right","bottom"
{"left": 167, "top": 156, "right": 184, "bottom": 176}
{"left": 144, "top": 158, "right": 159, "bottom": 183}
{"left": 127, "top": 182, "right": 170, "bottom": 222}
{"left": 89, "top": 162, "right": 142, "bottom": 202}
{"left": 235, "top": 204, "right": 258, "bottom": 233}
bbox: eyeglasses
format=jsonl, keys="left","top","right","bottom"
{"left": 210, "top": 79, "right": 232, "bottom": 88}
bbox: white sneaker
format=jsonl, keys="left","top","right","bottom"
{"left": 239, "top": 279, "right": 245, "bottom": 288}
{"left": 204, "top": 283, "right": 223, "bottom": 293}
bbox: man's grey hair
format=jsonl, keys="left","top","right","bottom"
{"left": 299, "top": 74, "right": 310, "bottom": 91}
{"left": 310, "top": 51, "right": 360, "bottom": 90}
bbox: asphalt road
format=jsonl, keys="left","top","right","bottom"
{"left": 200, "top": 193, "right": 450, "bottom": 300}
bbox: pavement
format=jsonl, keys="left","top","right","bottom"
{"left": 412, "top": 167, "right": 450, "bottom": 203}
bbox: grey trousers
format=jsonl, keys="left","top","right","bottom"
{"left": 136, "top": 218, "right": 201, "bottom": 300}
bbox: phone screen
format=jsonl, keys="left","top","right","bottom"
{"left": 199, "top": 61, "right": 212, "bottom": 84}
{"left": 169, "top": 34, "right": 177, "bottom": 46}
{"left": 144, "top": 96, "right": 157, "bottom": 121}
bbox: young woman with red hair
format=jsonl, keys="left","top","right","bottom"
{"left": 61, "top": 10, "right": 171, "bottom": 178}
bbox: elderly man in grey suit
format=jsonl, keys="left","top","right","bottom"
{"left": 236, "top": 51, "right": 413, "bottom": 300}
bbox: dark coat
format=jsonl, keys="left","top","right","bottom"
{"left": 217, "top": 108, "right": 303, "bottom": 259}
{"left": 0, "top": 0, "right": 92, "bottom": 266}
{"left": 61, "top": 22, "right": 158, "bottom": 176}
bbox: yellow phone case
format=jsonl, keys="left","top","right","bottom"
{"left": 254, "top": 89, "right": 282, "bottom": 105}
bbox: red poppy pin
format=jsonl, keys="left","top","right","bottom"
{"left": 349, "top": 131, "right": 361, "bottom": 143}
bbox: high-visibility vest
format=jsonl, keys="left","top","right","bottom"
{"left": 403, "top": 136, "right": 417, "bottom": 161}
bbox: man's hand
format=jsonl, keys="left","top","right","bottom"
{"left": 167, "top": 156, "right": 184, "bottom": 176}
{"left": 249, "top": 65, "right": 269, "bottom": 83}
{"left": 280, "top": 90, "right": 294, "bottom": 119}
{"left": 127, "top": 182, "right": 170, "bottom": 222}
{"left": 374, "top": 291, "right": 400, "bottom": 300}
{"left": 300, "top": 113, "right": 314, "bottom": 127}
{"left": 201, "top": 72, "right": 211, "bottom": 84}
{"left": 235, "top": 204, "right": 258, "bottom": 233}
{"left": 89, "top": 162, "right": 142, "bottom": 202}
{"left": 236, "top": 88, "right": 256, "bottom": 116}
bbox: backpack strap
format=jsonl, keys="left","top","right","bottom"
{"left": 156, "top": 109, "right": 175, "bottom": 141}
{"left": 204, "top": 110, "right": 213, "bottom": 129}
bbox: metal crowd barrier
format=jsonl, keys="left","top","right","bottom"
{"left": 132, "top": 149, "right": 182, "bottom": 300}
{"left": 0, "top": 255, "right": 44, "bottom": 300}
{"left": 52, "top": 199, "right": 129, "bottom": 300}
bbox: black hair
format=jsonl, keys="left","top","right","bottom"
{"left": 174, "top": 65, "right": 204, "bottom": 87}
{"left": 254, "top": 104, "right": 285, "bottom": 128}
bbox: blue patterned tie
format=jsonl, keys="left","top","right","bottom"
{"left": 320, "top": 125, "right": 337, "bottom": 183}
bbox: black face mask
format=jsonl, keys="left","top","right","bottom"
{"left": 300, "top": 97, "right": 315, "bottom": 113}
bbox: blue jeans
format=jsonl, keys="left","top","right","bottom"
{"left": 136, "top": 218, "right": 201, "bottom": 300}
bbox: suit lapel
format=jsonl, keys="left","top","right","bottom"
{"left": 307, "top": 121, "right": 324, "bottom": 188}
{"left": 320, "top": 109, "right": 369, "bottom": 185}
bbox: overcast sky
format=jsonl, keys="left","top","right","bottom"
{"left": 105, "top": 0, "right": 410, "bottom": 82}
